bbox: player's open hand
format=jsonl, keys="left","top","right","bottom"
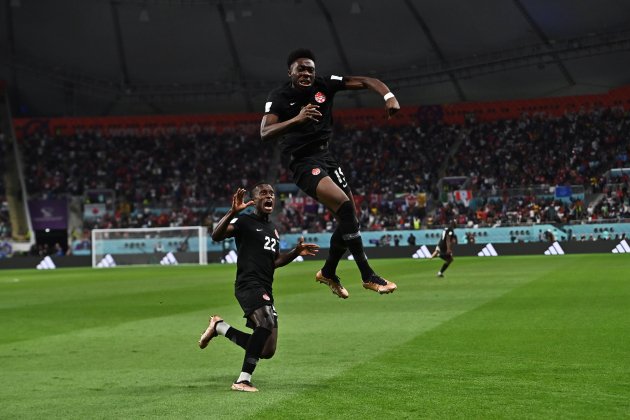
{"left": 296, "top": 236, "right": 319, "bottom": 257}
{"left": 385, "top": 97, "right": 400, "bottom": 119}
{"left": 298, "top": 103, "right": 322, "bottom": 123}
{"left": 231, "top": 188, "right": 254, "bottom": 213}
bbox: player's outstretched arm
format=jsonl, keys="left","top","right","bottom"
{"left": 275, "top": 236, "right": 319, "bottom": 268}
{"left": 211, "top": 188, "right": 254, "bottom": 241}
{"left": 260, "top": 104, "right": 322, "bottom": 142}
{"left": 343, "top": 76, "right": 400, "bottom": 119}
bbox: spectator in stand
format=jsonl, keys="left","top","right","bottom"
{"left": 17, "top": 106, "right": 630, "bottom": 237}
{"left": 0, "top": 199, "right": 11, "bottom": 241}
{"left": 21, "top": 130, "right": 272, "bottom": 231}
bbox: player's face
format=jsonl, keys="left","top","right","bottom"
{"left": 253, "top": 184, "right": 275, "bottom": 214}
{"left": 288, "top": 58, "right": 315, "bottom": 90}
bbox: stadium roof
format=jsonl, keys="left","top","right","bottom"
{"left": 1, "top": 0, "right": 630, "bottom": 117}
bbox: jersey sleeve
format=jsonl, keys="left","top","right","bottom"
{"left": 229, "top": 216, "right": 241, "bottom": 236}
{"left": 324, "top": 74, "right": 346, "bottom": 94}
{"left": 264, "top": 89, "right": 283, "bottom": 115}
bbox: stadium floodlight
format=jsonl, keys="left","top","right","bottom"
{"left": 91, "top": 226, "right": 208, "bottom": 268}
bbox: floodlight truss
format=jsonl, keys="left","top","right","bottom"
{"left": 5, "top": 29, "right": 630, "bottom": 103}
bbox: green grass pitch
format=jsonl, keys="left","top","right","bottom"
{"left": 1, "top": 254, "right": 629, "bottom": 419}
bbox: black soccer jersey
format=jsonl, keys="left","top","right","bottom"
{"left": 438, "top": 227, "right": 456, "bottom": 251}
{"left": 230, "top": 213, "right": 280, "bottom": 294}
{"left": 264, "top": 75, "right": 346, "bottom": 158}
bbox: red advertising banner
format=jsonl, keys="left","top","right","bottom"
{"left": 11, "top": 85, "right": 630, "bottom": 138}
{"left": 441, "top": 85, "right": 630, "bottom": 124}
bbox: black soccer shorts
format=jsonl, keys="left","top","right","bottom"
{"left": 435, "top": 246, "right": 452, "bottom": 260}
{"left": 289, "top": 152, "right": 352, "bottom": 199}
{"left": 235, "top": 286, "right": 279, "bottom": 329}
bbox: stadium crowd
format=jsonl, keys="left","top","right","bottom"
{"left": 0, "top": 196, "right": 9, "bottom": 241}
{"left": 447, "top": 107, "right": 629, "bottom": 191}
{"left": 1, "top": 137, "right": 10, "bottom": 245}
{"left": 21, "top": 129, "right": 272, "bottom": 230}
{"left": 275, "top": 108, "right": 630, "bottom": 232}
{"left": 11, "top": 106, "right": 630, "bottom": 237}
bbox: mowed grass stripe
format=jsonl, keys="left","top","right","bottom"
{"left": 0, "top": 265, "right": 237, "bottom": 343}
{"left": 1, "top": 258, "right": 535, "bottom": 419}
{"left": 254, "top": 255, "right": 630, "bottom": 419}
{"left": 249, "top": 256, "right": 566, "bottom": 419}
{"left": 1, "top": 255, "right": 627, "bottom": 418}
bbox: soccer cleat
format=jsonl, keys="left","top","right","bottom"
{"left": 198, "top": 315, "right": 223, "bottom": 349}
{"left": 362, "top": 274, "right": 397, "bottom": 294}
{"left": 231, "top": 380, "right": 258, "bottom": 392}
{"left": 315, "top": 270, "right": 349, "bottom": 299}
{"left": 437, "top": 272, "right": 444, "bottom": 278}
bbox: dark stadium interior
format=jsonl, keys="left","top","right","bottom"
{"left": 0, "top": 0, "right": 630, "bottom": 260}
{"left": 1, "top": 0, "right": 630, "bottom": 116}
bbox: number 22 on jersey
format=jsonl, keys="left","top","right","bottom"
{"left": 264, "top": 236, "right": 277, "bottom": 252}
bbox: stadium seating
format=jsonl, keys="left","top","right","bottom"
{"left": 0, "top": 139, "right": 11, "bottom": 242}
{"left": 13, "top": 106, "right": 630, "bottom": 250}
{"left": 20, "top": 131, "right": 272, "bottom": 230}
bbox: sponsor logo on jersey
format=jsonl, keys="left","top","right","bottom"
{"left": 314, "top": 92, "right": 326, "bottom": 103}
{"left": 330, "top": 75, "right": 343, "bottom": 81}
{"left": 312, "top": 167, "right": 321, "bottom": 176}
{"left": 265, "top": 101, "right": 272, "bottom": 112}
{"left": 262, "top": 293, "right": 271, "bottom": 301}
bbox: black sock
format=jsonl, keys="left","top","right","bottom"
{"left": 241, "top": 327, "right": 272, "bottom": 375}
{"left": 225, "top": 327, "right": 250, "bottom": 350}
{"left": 336, "top": 201, "right": 374, "bottom": 280}
{"left": 440, "top": 262, "right": 451, "bottom": 273}
{"left": 321, "top": 228, "right": 347, "bottom": 278}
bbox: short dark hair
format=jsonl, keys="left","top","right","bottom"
{"left": 251, "top": 181, "right": 273, "bottom": 195}
{"left": 287, "top": 48, "right": 315, "bottom": 68}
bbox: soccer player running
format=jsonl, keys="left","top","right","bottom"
{"left": 198, "top": 183, "right": 318, "bottom": 392}
{"left": 431, "top": 220, "right": 457, "bottom": 277}
{"left": 260, "top": 48, "right": 399, "bottom": 299}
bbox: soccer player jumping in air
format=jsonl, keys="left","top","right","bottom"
{"left": 260, "top": 48, "right": 400, "bottom": 298}
{"left": 199, "top": 184, "right": 318, "bottom": 392}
